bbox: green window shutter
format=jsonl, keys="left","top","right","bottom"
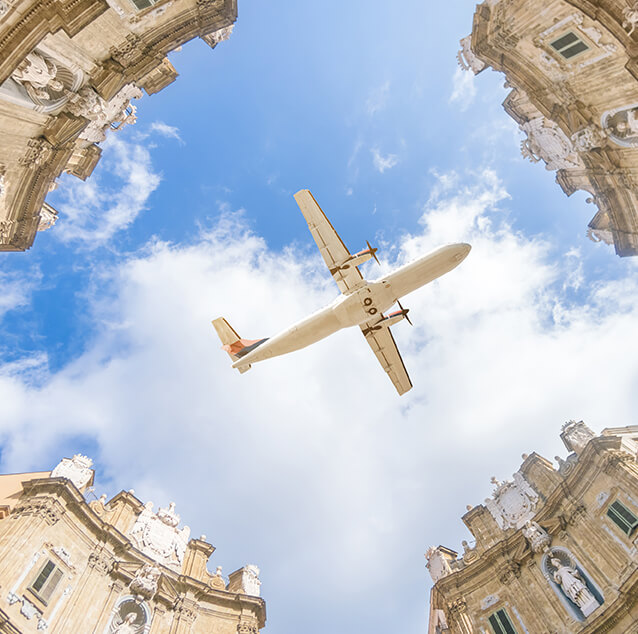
{"left": 607, "top": 500, "right": 638, "bottom": 536}
{"left": 39, "top": 567, "right": 63, "bottom": 603}
{"left": 31, "top": 560, "right": 55, "bottom": 593}
{"left": 131, "top": 0, "right": 154, "bottom": 10}
{"left": 549, "top": 31, "right": 589, "bottom": 60}
{"left": 489, "top": 609, "right": 518, "bottom": 634}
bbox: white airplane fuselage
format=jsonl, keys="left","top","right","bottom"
{"left": 232, "top": 243, "right": 470, "bottom": 369}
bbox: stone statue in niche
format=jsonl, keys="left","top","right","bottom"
{"left": 425, "top": 547, "right": 454, "bottom": 582}
{"left": 549, "top": 556, "right": 600, "bottom": 617}
{"left": 603, "top": 105, "right": 638, "bottom": 147}
{"left": 109, "top": 599, "right": 147, "bottom": 634}
{"left": 11, "top": 52, "right": 64, "bottom": 101}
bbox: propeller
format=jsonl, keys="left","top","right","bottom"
{"left": 366, "top": 240, "right": 380, "bottom": 265}
{"left": 397, "top": 300, "right": 412, "bottom": 326}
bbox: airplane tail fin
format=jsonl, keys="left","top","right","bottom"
{"left": 211, "top": 318, "right": 267, "bottom": 374}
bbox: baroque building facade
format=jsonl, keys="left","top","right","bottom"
{"left": 0, "top": 0, "right": 236, "bottom": 252}
{"left": 460, "top": 0, "right": 638, "bottom": 257}
{"left": 0, "top": 454, "right": 266, "bottom": 633}
{"left": 426, "top": 422, "right": 638, "bottom": 633}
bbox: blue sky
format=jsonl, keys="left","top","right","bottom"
{"left": 1, "top": 1, "right": 638, "bottom": 633}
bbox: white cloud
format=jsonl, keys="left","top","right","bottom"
{"left": 149, "top": 121, "right": 185, "bottom": 145}
{"left": 1, "top": 174, "right": 638, "bottom": 632}
{"left": 371, "top": 147, "right": 399, "bottom": 173}
{"left": 366, "top": 80, "right": 390, "bottom": 116}
{"left": 0, "top": 270, "right": 40, "bottom": 320}
{"left": 449, "top": 67, "right": 477, "bottom": 110}
{"left": 53, "top": 136, "right": 161, "bottom": 246}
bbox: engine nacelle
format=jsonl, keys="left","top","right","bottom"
{"left": 330, "top": 242, "right": 379, "bottom": 274}
{"left": 361, "top": 307, "right": 410, "bottom": 335}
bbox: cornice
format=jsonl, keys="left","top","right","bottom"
{"left": 7, "top": 478, "right": 267, "bottom": 625}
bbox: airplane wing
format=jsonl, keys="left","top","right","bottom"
{"left": 360, "top": 322, "right": 413, "bottom": 395}
{"left": 294, "top": 189, "right": 364, "bottom": 294}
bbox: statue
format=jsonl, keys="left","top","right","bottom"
{"left": 11, "top": 52, "right": 64, "bottom": 100}
{"left": 522, "top": 520, "right": 551, "bottom": 553}
{"left": 550, "top": 557, "right": 599, "bottom": 615}
{"left": 112, "top": 613, "right": 138, "bottom": 634}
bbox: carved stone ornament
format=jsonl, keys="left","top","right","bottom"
{"left": 602, "top": 103, "right": 638, "bottom": 148}
{"left": 457, "top": 35, "right": 486, "bottom": 74}
{"left": 571, "top": 124, "right": 607, "bottom": 152}
{"left": 623, "top": 3, "right": 638, "bottom": 36}
{"left": 480, "top": 594, "right": 499, "bottom": 611}
{"left": 560, "top": 420, "right": 595, "bottom": 454}
{"left": 11, "top": 51, "right": 64, "bottom": 101}
{"left": 520, "top": 117, "right": 580, "bottom": 171}
{"left": 52, "top": 546, "right": 72, "bottom": 566}
{"left": 128, "top": 502, "right": 190, "bottom": 571}
{"left": 13, "top": 497, "right": 62, "bottom": 525}
{"left": 129, "top": 563, "right": 161, "bottom": 601}
{"left": 0, "top": 164, "right": 5, "bottom": 198}
{"left": 209, "top": 566, "right": 226, "bottom": 590}
{"left": 239, "top": 565, "right": 261, "bottom": 596}
{"left": 522, "top": 520, "right": 551, "bottom": 553}
{"left": 485, "top": 472, "right": 539, "bottom": 530}
{"left": 67, "top": 84, "right": 142, "bottom": 144}
{"left": 202, "top": 24, "right": 235, "bottom": 48}
{"left": 425, "top": 546, "right": 453, "bottom": 583}
{"left": 237, "top": 623, "right": 258, "bottom": 634}
{"left": 51, "top": 454, "right": 93, "bottom": 489}
{"left": 18, "top": 138, "right": 53, "bottom": 169}
{"left": 20, "top": 597, "right": 41, "bottom": 620}
{"left": 461, "top": 540, "right": 478, "bottom": 565}
{"left": 0, "top": 1, "right": 8, "bottom": 18}
{"left": 37, "top": 203, "right": 58, "bottom": 232}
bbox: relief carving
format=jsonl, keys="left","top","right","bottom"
{"left": 485, "top": 472, "right": 539, "bottom": 530}
{"left": 522, "top": 520, "right": 551, "bottom": 553}
{"left": 129, "top": 563, "right": 161, "bottom": 601}
{"left": 520, "top": 117, "right": 581, "bottom": 171}
{"left": 457, "top": 35, "right": 486, "bottom": 74}
{"left": 128, "top": 502, "right": 190, "bottom": 571}
{"left": 560, "top": 420, "right": 595, "bottom": 454}
{"left": 51, "top": 454, "right": 93, "bottom": 489}
{"left": 623, "top": 3, "right": 638, "bottom": 36}
{"left": 18, "top": 138, "right": 53, "bottom": 168}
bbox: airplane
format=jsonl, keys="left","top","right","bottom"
{"left": 212, "top": 190, "right": 471, "bottom": 395}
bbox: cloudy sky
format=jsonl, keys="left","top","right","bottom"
{"left": 2, "top": 1, "right": 638, "bottom": 632}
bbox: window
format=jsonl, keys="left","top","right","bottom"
{"left": 29, "top": 560, "right": 63, "bottom": 605}
{"left": 549, "top": 31, "right": 590, "bottom": 60}
{"left": 607, "top": 500, "right": 638, "bottom": 536}
{"left": 130, "top": 0, "right": 160, "bottom": 10}
{"left": 488, "top": 608, "right": 517, "bottom": 634}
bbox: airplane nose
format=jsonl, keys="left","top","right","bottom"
{"left": 453, "top": 243, "right": 472, "bottom": 262}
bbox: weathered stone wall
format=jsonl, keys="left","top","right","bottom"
{"left": 0, "top": 0, "right": 237, "bottom": 252}
{"left": 462, "top": 0, "right": 638, "bottom": 257}
{"left": 426, "top": 423, "right": 638, "bottom": 633}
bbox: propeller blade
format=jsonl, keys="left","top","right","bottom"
{"left": 367, "top": 240, "right": 380, "bottom": 265}
{"left": 397, "top": 300, "right": 412, "bottom": 326}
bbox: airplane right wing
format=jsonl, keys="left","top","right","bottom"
{"left": 293, "top": 189, "right": 364, "bottom": 294}
{"left": 360, "top": 322, "right": 413, "bottom": 396}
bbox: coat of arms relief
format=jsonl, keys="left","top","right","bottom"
{"left": 485, "top": 472, "right": 539, "bottom": 530}
{"left": 128, "top": 502, "right": 190, "bottom": 571}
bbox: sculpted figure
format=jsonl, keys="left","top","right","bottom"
{"left": 113, "top": 613, "right": 138, "bottom": 634}
{"left": 12, "top": 52, "right": 63, "bottom": 100}
{"left": 551, "top": 558, "right": 596, "bottom": 609}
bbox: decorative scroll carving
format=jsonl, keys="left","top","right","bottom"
{"left": 88, "top": 551, "right": 114, "bottom": 575}
{"left": 623, "top": 3, "right": 638, "bottom": 36}
{"left": 209, "top": 565, "right": 226, "bottom": 590}
{"left": 37, "top": 203, "right": 58, "bottom": 232}
{"left": 237, "top": 623, "right": 258, "bottom": 634}
{"left": 520, "top": 117, "right": 580, "bottom": 170}
{"left": 52, "top": 546, "right": 72, "bottom": 566}
{"left": 457, "top": 35, "right": 485, "bottom": 74}
{"left": 560, "top": 420, "right": 595, "bottom": 454}
{"left": 461, "top": 540, "right": 478, "bottom": 565}
{"left": 128, "top": 502, "right": 190, "bottom": 571}
{"left": 66, "top": 84, "right": 142, "bottom": 144}
{"left": 485, "top": 472, "right": 539, "bottom": 530}
{"left": 571, "top": 124, "right": 607, "bottom": 151}
{"left": 201, "top": 24, "right": 235, "bottom": 49}
{"left": 129, "top": 563, "right": 161, "bottom": 601}
{"left": 18, "top": 138, "right": 53, "bottom": 168}
{"left": 13, "top": 497, "right": 62, "bottom": 525}
{"left": 51, "top": 454, "right": 93, "bottom": 489}
{"left": 522, "top": 520, "right": 551, "bottom": 553}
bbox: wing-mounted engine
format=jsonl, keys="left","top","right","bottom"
{"left": 329, "top": 241, "right": 379, "bottom": 274}
{"left": 361, "top": 301, "right": 412, "bottom": 336}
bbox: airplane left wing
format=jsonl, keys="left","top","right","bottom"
{"left": 360, "top": 322, "right": 413, "bottom": 395}
{"left": 294, "top": 189, "right": 364, "bottom": 294}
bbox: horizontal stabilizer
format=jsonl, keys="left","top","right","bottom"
{"left": 212, "top": 317, "right": 268, "bottom": 374}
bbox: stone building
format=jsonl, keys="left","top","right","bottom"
{"left": 0, "top": 0, "right": 236, "bottom": 252}
{"left": 426, "top": 421, "right": 638, "bottom": 633}
{"left": 0, "top": 454, "right": 266, "bottom": 633}
{"left": 459, "top": 0, "right": 638, "bottom": 257}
